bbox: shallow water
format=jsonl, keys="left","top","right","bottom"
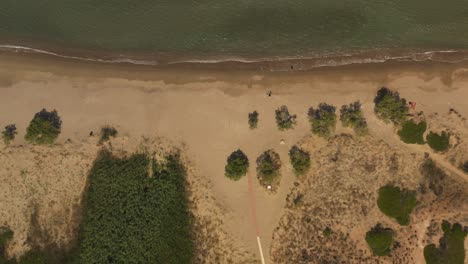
{"left": 1, "top": 0, "right": 468, "bottom": 59}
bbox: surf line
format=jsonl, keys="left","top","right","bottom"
{"left": 247, "top": 171, "right": 266, "bottom": 264}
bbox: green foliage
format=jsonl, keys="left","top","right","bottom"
{"left": 256, "top": 150, "right": 281, "bottom": 185}
{"left": 275, "top": 106, "right": 296, "bottom": 130}
{"left": 289, "top": 146, "right": 310, "bottom": 176}
{"left": 424, "top": 221, "right": 467, "bottom": 264}
{"left": 25, "top": 109, "right": 62, "bottom": 144}
{"left": 323, "top": 227, "right": 332, "bottom": 238}
{"left": 0, "top": 227, "right": 13, "bottom": 264}
{"left": 225, "top": 149, "right": 249, "bottom": 180}
{"left": 420, "top": 159, "right": 447, "bottom": 196}
{"left": 398, "top": 119, "right": 426, "bottom": 144}
{"left": 308, "top": 103, "right": 337, "bottom": 138}
{"left": 461, "top": 161, "right": 468, "bottom": 174}
{"left": 248, "top": 111, "right": 259, "bottom": 129}
{"left": 340, "top": 101, "right": 368, "bottom": 135}
{"left": 426, "top": 131, "right": 450, "bottom": 152}
{"left": 365, "top": 224, "right": 394, "bottom": 256}
{"left": 99, "top": 126, "right": 118, "bottom": 143}
{"left": 374, "top": 87, "right": 408, "bottom": 124}
{"left": 75, "top": 151, "right": 194, "bottom": 263}
{"left": 1, "top": 124, "right": 17, "bottom": 145}
{"left": 377, "top": 185, "right": 417, "bottom": 225}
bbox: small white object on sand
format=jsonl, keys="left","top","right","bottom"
{"left": 280, "top": 139, "right": 285, "bottom": 145}
{"left": 267, "top": 185, "right": 272, "bottom": 190}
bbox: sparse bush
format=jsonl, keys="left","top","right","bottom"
{"left": 398, "top": 119, "right": 426, "bottom": 144}
{"left": 340, "top": 101, "right": 368, "bottom": 135}
{"left": 99, "top": 126, "right": 118, "bottom": 143}
{"left": 0, "top": 226, "right": 13, "bottom": 248}
{"left": 365, "top": 224, "right": 394, "bottom": 256}
{"left": 420, "top": 159, "right": 446, "bottom": 196}
{"left": 248, "top": 111, "right": 259, "bottom": 129}
{"left": 1, "top": 124, "right": 17, "bottom": 145}
{"left": 289, "top": 146, "right": 310, "bottom": 176}
{"left": 323, "top": 227, "right": 332, "bottom": 238}
{"left": 225, "top": 149, "right": 249, "bottom": 180}
{"left": 256, "top": 150, "right": 281, "bottom": 186}
{"left": 374, "top": 87, "right": 408, "bottom": 124}
{"left": 25, "top": 109, "right": 62, "bottom": 144}
{"left": 275, "top": 106, "right": 296, "bottom": 130}
{"left": 377, "top": 185, "right": 417, "bottom": 225}
{"left": 424, "top": 221, "right": 467, "bottom": 264}
{"left": 461, "top": 161, "right": 468, "bottom": 174}
{"left": 308, "top": 103, "right": 337, "bottom": 138}
{"left": 426, "top": 131, "right": 450, "bottom": 152}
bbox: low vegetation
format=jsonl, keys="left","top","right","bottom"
{"left": 426, "top": 131, "right": 450, "bottom": 152}
{"left": 225, "top": 149, "right": 249, "bottom": 180}
{"left": 461, "top": 161, "right": 468, "bottom": 174}
{"left": 75, "top": 151, "right": 193, "bottom": 263}
{"left": 424, "top": 221, "right": 467, "bottom": 264}
{"left": 340, "top": 101, "right": 368, "bottom": 135}
{"left": 398, "top": 119, "right": 426, "bottom": 144}
{"left": 1, "top": 124, "right": 17, "bottom": 145}
{"left": 275, "top": 105, "right": 296, "bottom": 130}
{"left": 289, "top": 146, "right": 311, "bottom": 176}
{"left": 24, "top": 109, "right": 62, "bottom": 144}
{"left": 420, "top": 159, "right": 447, "bottom": 196}
{"left": 374, "top": 87, "right": 408, "bottom": 124}
{"left": 323, "top": 227, "right": 332, "bottom": 238}
{"left": 99, "top": 126, "right": 118, "bottom": 143}
{"left": 377, "top": 185, "right": 417, "bottom": 225}
{"left": 365, "top": 224, "right": 394, "bottom": 256}
{"left": 308, "top": 103, "right": 337, "bottom": 138}
{"left": 248, "top": 111, "right": 259, "bottom": 129}
{"left": 256, "top": 149, "right": 281, "bottom": 186}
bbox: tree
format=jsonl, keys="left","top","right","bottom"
{"left": 99, "top": 126, "right": 118, "bottom": 143}
{"left": 289, "top": 146, "right": 311, "bottom": 175}
{"left": 340, "top": 101, "right": 368, "bottom": 135}
{"left": 365, "top": 224, "right": 394, "bottom": 256}
{"left": 308, "top": 103, "right": 337, "bottom": 138}
{"left": 275, "top": 106, "right": 296, "bottom": 130}
{"left": 1, "top": 124, "right": 17, "bottom": 145}
{"left": 377, "top": 185, "right": 417, "bottom": 225}
{"left": 424, "top": 221, "right": 467, "bottom": 264}
{"left": 248, "top": 111, "right": 259, "bottom": 129}
{"left": 225, "top": 149, "right": 249, "bottom": 180}
{"left": 25, "top": 109, "right": 62, "bottom": 144}
{"left": 256, "top": 150, "right": 281, "bottom": 186}
{"left": 426, "top": 131, "right": 450, "bottom": 152}
{"left": 374, "top": 87, "right": 408, "bottom": 124}
{"left": 398, "top": 119, "right": 426, "bottom": 144}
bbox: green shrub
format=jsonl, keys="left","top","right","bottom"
{"left": 225, "top": 149, "right": 249, "bottom": 180}
{"left": 75, "top": 151, "right": 194, "bottom": 263}
{"left": 275, "top": 106, "right": 296, "bottom": 130}
{"left": 426, "top": 131, "right": 450, "bottom": 152}
{"left": 25, "top": 109, "right": 62, "bottom": 144}
{"left": 248, "top": 111, "right": 259, "bottom": 129}
{"left": 340, "top": 101, "right": 368, "bottom": 135}
{"left": 308, "top": 103, "right": 337, "bottom": 138}
{"left": 99, "top": 126, "right": 118, "bottom": 143}
{"left": 1, "top": 124, "right": 17, "bottom": 145}
{"left": 461, "top": 161, "right": 468, "bottom": 174}
{"left": 420, "top": 159, "right": 446, "bottom": 196}
{"left": 323, "top": 227, "right": 332, "bottom": 238}
{"left": 0, "top": 226, "right": 13, "bottom": 263}
{"left": 398, "top": 119, "right": 426, "bottom": 144}
{"left": 374, "top": 87, "right": 408, "bottom": 124}
{"left": 424, "top": 221, "right": 467, "bottom": 264}
{"left": 377, "top": 185, "right": 417, "bottom": 225}
{"left": 289, "top": 146, "right": 311, "bottom": 176}
{"left": 365, "top": 224, "right": 394, "bottom": 256}
{"left": 256, "top": 150, "right": 281, "bottom": 186}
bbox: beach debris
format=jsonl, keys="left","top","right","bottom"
{"left": 409, "top": 101, "right": 416, "bottom": 110}
{"left": 267, "top": 90, "right": 272, "bottom": 97}
{"left": 280, "top": 139, "right": 285, "bottom": 145}
{"left": 267, "top": 185, "right": 272, "bottom": 190}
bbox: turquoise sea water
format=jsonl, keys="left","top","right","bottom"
{"left": 1, "top": 0, "right": 468, "bottom": 62}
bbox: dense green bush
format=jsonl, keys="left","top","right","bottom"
{"left": 1, "top": 124, "right": 17, "bottom": 145}
{"left": 365, "top": 224, "right": 394, "bottom": 256}
{"left": 275, "top": 106, "right": 296, "bottom": 130}
{"left": 374, "top": 87, "right": 408, "bottom": 124}
{"left": 398, "top": 119, "right": 426, "bottom": 144}
{"left": 225, "top": 149, "right": 249, "bottom": 180}
{"left": 0, "top": 226, "right": 13, "bottom": 263}
{"left": 75, "top": 151, "right": 194, "bottom": 263}
{"left": 424, "top": 221, "right": 467, "bottom": 264}
{"left": 420, "top": 159, "right": 446, "bottom": 196}
{"left": 308, "top": 103, "right": 337, "bottom": 138}
{"left": 377, "top": 185, "right": 417, "bottom": 225}
{"left": 248, "top": 111, "right": 259, "bottom": 129}
{"left": 25, "top": 109, "right": 62, "bottom": 144}
{"left": 340, "top": 101, "right": 368, "bottom": 135}
{"left": 289, "top": 146, "right": 311, "bottom": 176}
{"left": 462, "top": 161, "right": 468, "bottom": 174}
{"left": 426, "top": 131, "right": 450, "bottom": 152}
{"left": 99, "top": 126, "right": 118, "bottom": 143}
{"left": 256, "top": 150, "right": 281, "bottom": 186}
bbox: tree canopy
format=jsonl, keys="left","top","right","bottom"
{"left": 289, "top": 146, "right": 311, "bottom": 176}
{"left": 25, "top": 109, "right": 62, "bottom": 144}
{"left": 308, "top": 103, "right": 337, "bottom": 138}
{"left": 365, "top": 224, "right": 394, "bottom": 256}
{"left": 225, "top": 149, "right": 249, "bottom": 180}
{"left": 377, "top": 185, "right": 417, "bottom": 225}
{"left": 374, "top": 87, "right": 408, "bottom": 124}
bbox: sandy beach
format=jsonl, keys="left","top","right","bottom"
{"left": 0, "top": 51, "right": 467, "bottom": 263}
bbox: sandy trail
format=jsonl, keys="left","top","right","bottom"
{"left": 0, "top": 53, "right": 468, "bottom": 262}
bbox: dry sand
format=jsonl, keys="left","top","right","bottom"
{"left": 0, "top": 52, "right": 467, "bottom": 262}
